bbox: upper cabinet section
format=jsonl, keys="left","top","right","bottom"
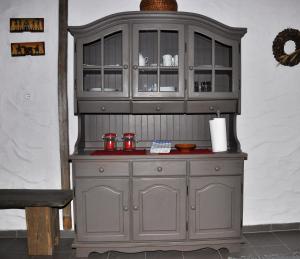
{"left": 188, "top": 26, "right": 238, "bottom": 99}
{"left": 69, "top": 12, "right": 246, "bottom": 104}
{"left": 132, "top": 24, "right": 184, "bottom": 98}
{"left": 76, "top": 24, "right": 129, "bottom": 98}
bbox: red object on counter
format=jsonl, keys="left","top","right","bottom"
{"left": 91, "top": 149, "right": 212, "bottom": 156}
{"left": 102, "top": 133, "right": 117, "bottom": 151}
{"left": 123, "top": 133, "right": 136, "bottom": 151}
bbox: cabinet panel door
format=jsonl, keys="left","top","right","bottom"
{"left": 187, "top": 26, "right": 239, "bottom": 99}
{"left": 133, "top": 178, "right": 186, "bottom": 240}
{"left": 75, "top": 178, "right": 130, "bottom": 241}
{"left": 189, "top": 176, "right": 241, "bottom": 239}
{"left": 132, "top": 24, "right": 185, "bottom": 98}
{"left": 77, "top": 24, "right": 129, "bottom": 98}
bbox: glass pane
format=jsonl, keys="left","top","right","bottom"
{"left": 160, "top": 70, "right": 178, "bottom": 92}
{"left": 139, "top": 31, "right": 158, "bottom": 67}
{"left": 104, "top": 31, "right": 122, "bottom": 66}
{"left": 104, "top": 69, "right": 122, "bottom": 92}
{"left": 194, "top": 70, "right": 212, "bottom": 92}
{"left": 194, "top": 33, "right": 212, "bottom": 66}
{"left": 83, "top": 39, "right": 101, "bottom": 66}
{"left": 160, "top": 30, "right": 179, "bottom": 67}
{"left": 138, "top": 70, "right": 158, "bottom": 92}
{"left": 215, "top": 71, "right": 232, "bottom": 92}
{"left": 215, "top": 41, "right": 232, "bottom": 67}
{"left": 83, "top": 70, "right": 102, "bottom": 91}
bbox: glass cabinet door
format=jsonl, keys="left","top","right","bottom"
{"left": 188, "top": 26, "right": 238, "bottom": 98}
{"left": 132, "top": 24, "right": 184, "bottom": 98}
{"left": 77, "top": 24, "right": 129, "bottom": 98}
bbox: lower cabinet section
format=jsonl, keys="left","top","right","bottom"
{"left": 73, "top": 158, "right": 244, "bottom": 256}
{"left": 75, "top": 178, "right": 130, "bottom": 242}
{"left": 132, "top": 178, "right": 186, "bottom": 240}
{"left": 189, "top": 176, "right": 242, "bottom": 240}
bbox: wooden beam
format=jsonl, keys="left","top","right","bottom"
{"left": 58, "top": 0, "right": 72, "bottom": 230}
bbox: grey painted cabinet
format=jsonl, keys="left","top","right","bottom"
{"left": 75, "top": 178, "right": 130, "bottom": 242}
{"left": 132, "top": 178, "right": 186, "bottom": 240}
{"left": 70, "top": 11, "right": 247, "bottom": 257}
{"left": 189, "top": 176, "right": 242, "bottom": 240}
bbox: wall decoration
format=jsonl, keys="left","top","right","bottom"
{"left": 10, "top": 18, "right": 44, "bottom": 32}
{"left": 272, "top": 28, "right": 300, "bottom": 67}
{"left": 11, "top": 42, "right": 45, "bottom": 57}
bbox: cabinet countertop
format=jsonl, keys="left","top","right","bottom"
{"left": 70, "top": 150, "right": 247, "bottom": 161}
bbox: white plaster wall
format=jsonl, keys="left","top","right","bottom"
{"left": 0, "top": 0, "right": 59, "bottom": 229}
{"left": 0, "top": 0, "right": 300, "bottom": 229}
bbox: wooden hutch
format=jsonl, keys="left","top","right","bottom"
{"left": 69, "top": 11, "right": 247, "bottom": 257}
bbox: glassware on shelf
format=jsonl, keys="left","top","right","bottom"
{"left": 102, "top": 133, "right": 117, "bottom": 151}
{"left": 122, "top": 133, "right": 136, "bottom": 151}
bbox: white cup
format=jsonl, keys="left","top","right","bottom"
{"left": 163, "top": 54, "right": 172, "bottom": 66}
{"left": 139, "top": 54, "right": 148, "bottom": 66}
{"left": 173, "top": 55, "right": 179, "bottom": 66}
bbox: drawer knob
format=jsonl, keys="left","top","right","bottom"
{"left": 133, "top": 65, "right": 138, "bottom": 70}
{"left": 99, "top": 167, "right": 105, "bottom": 173}
{"left": 209, "top": 106, "right": 215, "bottom": 111}
{"left": 155, "top": 106, "right": 161, "bottom": 111}
{"left": 189, "top": 66, "right": 194, "bottom": 71}
{"left": 101, "top": 106, "right": 106, "bottom": 111}
{"left": 133, "top": 205, "right": 139, "bottom": 210}
{"left": 157, "top": 166, "right": 163, "bottom": 172}
{"left": 191, "top": 206, "right": 196, "bottom": 210}
{"left": 123, "top": 64, "right": 128, "bottom": 69}
{"left": 123, "top": 206, "right": 128, "bottom": 211}
{"left": 214, "top": 166, "right": 220, "bottom": 171}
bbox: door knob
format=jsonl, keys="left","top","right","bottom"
{"left": 133, "top": 65, "right": 138, "bottom": 70}
{"left": 133, "top": 205, "right": 139, "bottom": 210}
{"left": 123, "top": 64, "right": 128, "bottom": 69}
{"left": 123, "top": 206, "right": 128, "bottom": 211}
{"left": 157, "top": 166, "right": 163, "bottom": 172}
{"left": 189, "top": 66, "right": 194, "bottom": 70}
{"left": 191, "top": 206, "right": 196, "bottom": 210}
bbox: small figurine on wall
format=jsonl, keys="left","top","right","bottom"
{"left": 11, "top": 42, "right": 45, "bottom": 57}
{"left": 10, "top": 18, "right": 44, "bottom": 32}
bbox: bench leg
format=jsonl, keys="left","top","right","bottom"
{"left": 25, "top": 207, "right": 60, "bottom": 255}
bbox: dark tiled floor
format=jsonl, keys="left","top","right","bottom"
{"left": 2, "top": 231, "right": 300, "bottom": 259}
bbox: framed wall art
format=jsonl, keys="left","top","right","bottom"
{"left": 10, "top": 18, "right": 44, "bottom": 33}
{"left": 11, "top": 42, "right": 45, "bottom": 57}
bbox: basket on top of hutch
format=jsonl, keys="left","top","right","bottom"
{"left": 69, "top": 11, "right": 247, "bottom": 257}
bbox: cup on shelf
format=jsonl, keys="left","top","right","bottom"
{"left": 173, "top": 55, "right": 178, "bottom": 66}
{"left": 162, "top": 54, "right": 172, "bottom": 66}
{"left": 139, "top": 53, "right": 148, "bottom": 66}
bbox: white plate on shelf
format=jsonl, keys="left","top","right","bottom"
{"left": 103, "top": 88, "right": 117, "bottom": 92}
{"left": 160, "top": 86, "right": 176, "bottom": 92}
{"left": 89, "top": 88, "right": 102, "bottom": 92}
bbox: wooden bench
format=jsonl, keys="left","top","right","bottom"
{"left": 0, "top": 189, "right": 73, "bottom": 256}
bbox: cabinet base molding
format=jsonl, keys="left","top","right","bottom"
{"left": 72, "top": 239, "right": 242, "bottom": 257}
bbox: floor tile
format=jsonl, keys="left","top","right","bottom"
{"left": 109, "top": 251, "right": 145, "bottom": 259}
{"left": 88, "top": 252, "right": 109, "bottom": 259}
{"left": 183, "top": 248, "right": 220, "bottom": 259}
{"left": 244, "top": 232, "right": 282, "bottom": 246}
{"left": 147, "top": 250, "right": 182, "bottom": 259}
{"left": 273, "top": 230, "right": 300, "bottom": 251}
{"left": 228, "top": 245, "right": 257, "bottom": 258}
{"left": 254, "top": 245, "right": 290, "bottom": 256}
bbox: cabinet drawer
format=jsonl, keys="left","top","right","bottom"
{"left": 133, "top": 161, "right": 186, "bottom": 176}
{"left": 78, "top": 101, "right": 130, "bottom": 114}
{"left": 74, "top": 161, "right": 129, "bottom": 177}
{"left": 190, "top": 160, "right": 243, "bottom": 176}
{"left": 132, "top": 101, "right": 184, "bottom": 114}
{"left": 186, "top": 100, "right": 237, "bottom": 113}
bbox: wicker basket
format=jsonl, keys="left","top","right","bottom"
{"left": 140, "top": 0, "right": 178, "bottom": 11}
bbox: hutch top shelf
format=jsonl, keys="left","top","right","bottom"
{"left": 69, "top": 11, "right": 246, "bottom": 115}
